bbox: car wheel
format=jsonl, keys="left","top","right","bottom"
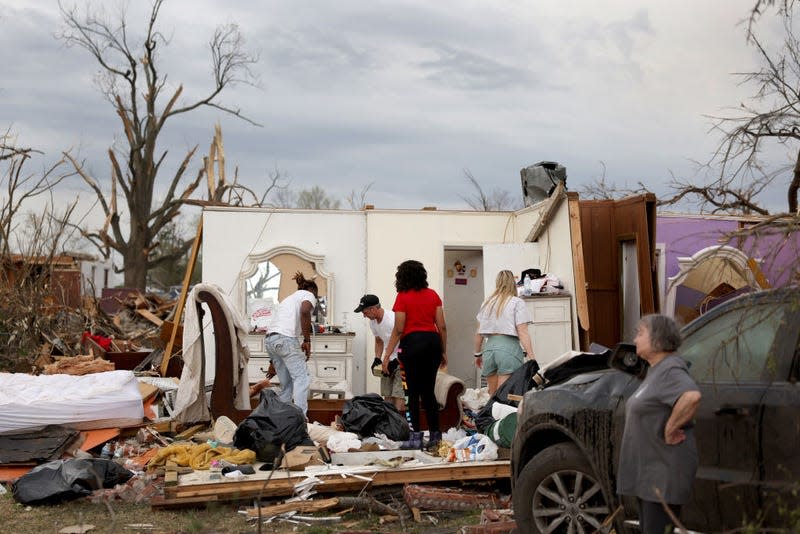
{"left": 513, "top": 442, "right": 612, "bottom": 534}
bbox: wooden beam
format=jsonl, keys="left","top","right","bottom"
{"left": 246, "top": 497, "right": 340, "bottom": 518}
{"left": 136, "top": 308, "right": 164, "bottom": 327}
{"left": 161, "top": 218, "right": 203, "bottom": 376}
{"left": 156, "top": 461, "right": 511, "bottom": 508}
{"left": 525, "top": 181, "right": 566, "bottom": 243}
{"left": 567, "top": 193, "right": 590, "bottom": 332}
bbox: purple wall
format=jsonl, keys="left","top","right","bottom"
{"left": 657, "top": 215, "right": 800, "bottom": 291}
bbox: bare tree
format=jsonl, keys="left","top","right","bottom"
{"left": 1, "top": 132, "right": 74, "bottom": 256}
{"left": 268, "top": 184, "right": 297, "bottom": 208}
{"left": 1, "top": 134, "right": 82, "bottom": 370}
{"left": 702, "top": 6, "right": 800, "bottom": 215}
{"left": 296, "top": 185, "right": 341, "bottom": 209}
{"left": 257, "top": 167, "right": 290, "bottom": 206}
{"left": 58, "top": 0, "right": 259, "bottom": 289}
{"left": 747, "top": 1, "right": 797, "bottom": 37}
{"left": 345, "top": 182, "right": 374, "bottom": 210}
{"left": 461, "top": 169, "right": 522, "bottom": 211}
{"left": 578, "top": 161, "right": 653, "bottom": 201}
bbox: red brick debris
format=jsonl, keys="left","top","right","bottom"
{"left": 402, "top": 484, "right": 510, "bottom": 511}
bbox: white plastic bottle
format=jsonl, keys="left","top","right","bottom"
{"left": 523, "top": 274, "right": 532, "bottom": 296}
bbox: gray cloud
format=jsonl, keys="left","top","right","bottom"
{"left": 416, "top": 43, "right": 531, "bottom": 91}
{"left": 1, "top": 0, "right": 786, "bottom": 222}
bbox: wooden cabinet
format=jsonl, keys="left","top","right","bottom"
{"left": 246, "top": 332, "right": 354, "bottom": 393}
{"left": 525, "top": 295, "right": 573, "bottom": 367}
{"left": 309, "top": 333, "right": 354, "bottom": 391}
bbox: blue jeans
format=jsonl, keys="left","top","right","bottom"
{"left": 265, "top": 334, "right": 310, "bottom": 415}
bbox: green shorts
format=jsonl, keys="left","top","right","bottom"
{"left": 481, "top": 335, "right": 524, "bottom": 377}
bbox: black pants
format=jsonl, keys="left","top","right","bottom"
{"left": 638, "top": 498, "right": 681, "bottom": 534}
{"left": 398, "top": 331, "right": 442, "bottom": 432}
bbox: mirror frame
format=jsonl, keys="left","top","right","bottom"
{"left": 238, "top": 245, "right": 334, "bottom": 324}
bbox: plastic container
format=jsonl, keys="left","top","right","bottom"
{"left": 523, "top": 275, "right": 533, "bottom": 296}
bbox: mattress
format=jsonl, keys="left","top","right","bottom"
{"left": 0, "top": 371, "right": 144, "bottom": 432}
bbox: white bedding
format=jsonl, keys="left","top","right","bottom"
{"left": 0, "top": 370, "right": 144, "bottom": 432}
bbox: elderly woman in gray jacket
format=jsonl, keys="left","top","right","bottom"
{"left": 617, "top": 314, "right": 701, "bottom": 534}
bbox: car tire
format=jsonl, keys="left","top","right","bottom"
{"left": 512, "top": 442, "right": 613, "bottom": 534}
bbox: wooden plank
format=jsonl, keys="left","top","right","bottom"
{"left": 138, "top": 382, "right": 160, "bottom": 402}
{"left": 567, "top": 194, "right": 590, "bottom": 331}
{"left": 0, "top": 465, "right": 34, "bottom": 483}
{"left": 747, "top": 257, "right": 771, "bottom": 288}
{"left": 173, "top": 424, "right": 206, "bottom": 441}
{"left": 246, "top": 497, "right": 339, "bottom": 517}
{"left": 136, "top": 308, "right": 164, "bottom": 327}
{"left": 160, "top": 461, "right": 510, "bottom": 506}
{"left": 161, "top": 219, "right": 203, "bottom": 376}
{"left": 79, "top": 428, "right": 121, "bottom": 452}
{"left": 165, "top": 471, "right": 178, "bottom": 487}
{"left": 525, "top": 181, "right": 566, "bottom": 243}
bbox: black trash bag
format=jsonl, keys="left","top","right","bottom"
{"left": 340, "top": 393, "right": 410, "bottom": 441}
{"left": 233, "top": 389, "right": 314, "bottom": 466}
{"left": 11, "top": 458, "right": 133, "bottom": 505}
{"left": 476, "top": 359, "right": 540, "bottom": 433}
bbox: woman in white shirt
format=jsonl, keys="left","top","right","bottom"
{"left": 474, "top": 270, "right": 535, "bottom": 394}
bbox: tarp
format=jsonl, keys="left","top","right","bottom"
{"left": 0, "top": 370, "right": 144, "bottom": 433}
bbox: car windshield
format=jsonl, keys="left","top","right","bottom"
{"left": 681, "top": 301, "right": 791, "bottom": 383}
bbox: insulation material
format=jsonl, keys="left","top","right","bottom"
{"left": 0, "top": 371, "right": 144, "bottom": 432}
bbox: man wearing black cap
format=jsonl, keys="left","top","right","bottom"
{"left": 355, "top": 294, "right": 405, "bottom": 412}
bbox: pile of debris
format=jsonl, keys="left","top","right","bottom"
{"left": 16, "top": 289, "right": 183, "bottom": 378}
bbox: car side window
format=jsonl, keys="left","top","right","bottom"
{"left": 681, "top": 303, "right": 788, "bottom": 383}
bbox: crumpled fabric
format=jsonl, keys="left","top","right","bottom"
{"left": 172, "top": 283, "right": 251, "bottom": 423}
{"left": 147, "top": 442, "right": 255, "bottom": 470}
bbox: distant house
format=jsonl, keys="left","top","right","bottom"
{"left": 656, "top": 213, "right": 800, "bottom": 324}
{"left": 1, "top": 252, "right": 114, "bottom": 309}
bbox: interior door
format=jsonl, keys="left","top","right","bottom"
{"left": 758, "top": 310, "right": 800, "bottom": 527}
{"left": 620, "top": 239, "right": 640, "bottom": 343}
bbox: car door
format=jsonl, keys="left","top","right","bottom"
{"left": 679, "top": 298, "right": 794, "bottom": 530}
{"left": 757, "top": 314, "right": 800, "bottom": 527}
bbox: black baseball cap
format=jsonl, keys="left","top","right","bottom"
{"left": 354, "top": 294, "right": 380, "bottom": 312}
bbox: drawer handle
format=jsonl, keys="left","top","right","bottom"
{"left": 323, "top": 344, "right": 329, "bottom": 349}
{"left": 323, "top": 366, "right": 337, "bottom": 371}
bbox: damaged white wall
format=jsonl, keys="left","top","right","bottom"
{"left": 202, "top": 197, "right": 579, "bottom": 395}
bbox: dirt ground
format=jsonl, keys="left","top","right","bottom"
{"left": 1, "top": 486, "right": 488, "bottom": 534}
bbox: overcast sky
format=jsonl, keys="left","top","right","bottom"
{"left": 0, "top": 0, "right": 789, "bottom": 227}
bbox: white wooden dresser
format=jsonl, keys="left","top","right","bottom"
{"left": 245, "top": 332, "right": 354, "bottom": 392}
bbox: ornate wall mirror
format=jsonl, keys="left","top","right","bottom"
{"left": 238, "top": 246, "right": 333, "bottom": 333}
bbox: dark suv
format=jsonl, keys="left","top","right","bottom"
{"left": 511, "top": 288, "right": 800, "bottom": 533}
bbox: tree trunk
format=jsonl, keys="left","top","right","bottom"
{"left": 123, "top": 222, "right": 150, "bottom": 290}
{"left": 123, "top": 252, "right": 148, "bottom": 290}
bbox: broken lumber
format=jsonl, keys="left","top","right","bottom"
{"left": 43, "top": 355, "right": 114, "bottom": 375}
{"left": 246, "top": 497, "right": 339, "bottom": 518}
{"left": 136, "top": 309, "right": 164, "bottom": 327}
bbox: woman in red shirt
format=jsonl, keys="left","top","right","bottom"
{"left": 382, "top": 260, "right": 448, "bottom": 448}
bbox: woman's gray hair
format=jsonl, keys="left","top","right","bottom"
{"left": 639, "top": 314, "right": 682, "bottom": 352}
